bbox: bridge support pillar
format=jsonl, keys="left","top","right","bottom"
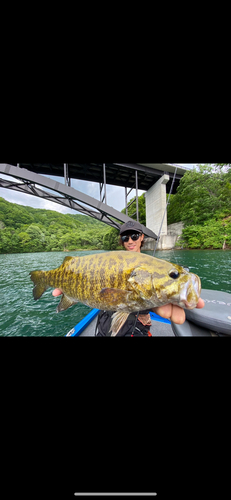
{"left": 145, "top": 174, "right": 169, "bottom": 236}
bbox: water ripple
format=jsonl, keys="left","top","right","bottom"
{"left": 1, "top": 249, "right": 231, "bottom": 336}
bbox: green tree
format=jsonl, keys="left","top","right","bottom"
{"left": 166, "top": 194, "right": 182, "bottom": 225}
{"left": 103, "top": 227, "right": 120, "bottom": 250}
{"left": 25, "top": 224, "right": 47, "bottom": 251}
{"left": 121, "top": 193, "right": 146, "bottom": 225}
{"left": 180, "top": 219, "right": 231, "bottom": 250}
{"left": 18, "top": 231, "right": 32, "bottom": 251}
{"left": 0, "top": 227, "right": 20, "bottom": 253}
{"left": 167, "top": 165, "right": 231, "bottom": 226}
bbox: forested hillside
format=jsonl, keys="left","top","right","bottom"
{"left": 0, "top": 193, "right": 146, "bottom": 254}
{"left": 167, "top": 165, "right": 231, "bottom": 249}
{"left": 0, "top": 198, "right": 111, "bottom": 253}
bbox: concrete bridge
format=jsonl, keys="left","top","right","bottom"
{"left": 0, "top": 163, "right": 187, "bottom": 240}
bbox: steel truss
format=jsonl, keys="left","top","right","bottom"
{"left": 0, "top": 164, "right": 157, "bottom": 239}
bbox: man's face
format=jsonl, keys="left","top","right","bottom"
{"left": 122, "top": 232, "right": 144, "bottom": 252}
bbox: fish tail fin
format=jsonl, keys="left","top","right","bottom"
{"left": 30, "top": 271, "right": 48, "bottom": 300}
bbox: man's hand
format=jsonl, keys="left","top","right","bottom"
{"left": 52, "top": 289, "right": 62, "bottom": 297}
{"left": 153, "top": 298, "right": 205, "bottom": 325}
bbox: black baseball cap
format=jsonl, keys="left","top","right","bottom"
{"left": 120, "top": 221, "right": 143, "bottom": 235}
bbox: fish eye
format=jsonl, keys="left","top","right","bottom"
{"left": 169, "top": 270, "right": 180, "bottom": 279}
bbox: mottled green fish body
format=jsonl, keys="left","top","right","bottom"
{"left": 30, "top": 251, "right": 201, "bottom": 335}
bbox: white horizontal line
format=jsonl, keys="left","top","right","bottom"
{"left": 74, "top": 494, "right": 157, "bottom": 497}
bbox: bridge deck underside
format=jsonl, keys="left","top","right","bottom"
{"left": 7, "top": 163, "right": 182, "bottom": 194}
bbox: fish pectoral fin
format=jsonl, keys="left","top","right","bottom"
{"left": 110, "top": 312, "right": 130, "bottom": 336}
{"left": 56, "top": 294, "right": 78, "bottom": 313}
{"left": 128, "top": 267, "right": 152, "bottom": 299}
{"left": 99, "top": 288, "right": 132, "bottom": 307}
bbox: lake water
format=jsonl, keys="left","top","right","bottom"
{"left": 1, "top": 249, "right": 231, "bottom": 336}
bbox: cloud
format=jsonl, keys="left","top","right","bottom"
{"left": 0, "top": 185, "right": 69, "bottom": 213}
{"left": 178, "top": 164, "right": 198, "bottom": 169}
{"left": 0, "top": 173, "right": 127, "bottom": 214}
{"left": 0, "top": 174, "right": 73, "bottom": 213}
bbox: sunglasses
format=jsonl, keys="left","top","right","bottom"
{"left": 121, "top": 233, "right": 141, "bottom": 243}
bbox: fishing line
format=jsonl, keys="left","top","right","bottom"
{"left": 131, "top": 311, "right": 140, "bottom": 336}
{"left": 153, "top": 166, "right": 178, "bottom": 258}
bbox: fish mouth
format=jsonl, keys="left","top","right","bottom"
{"left": 179, "top": 274, "right": 201, "bottom": 309}
{"left": 182, "top": 300, "right": 198, "bottom": 310}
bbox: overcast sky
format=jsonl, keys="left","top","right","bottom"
{"left": 0, "top": 164, "right": 198, "bottom": 215}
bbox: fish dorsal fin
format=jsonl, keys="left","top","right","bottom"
{"left": 56, "top": 294, "right": 78, "bottom": 313}
{"left": 62, "top": 256, "right": 74, "bottom": 266}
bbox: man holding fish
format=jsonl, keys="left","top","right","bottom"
{"left": 46, "top": 221, "right": 204, "bottom": 336}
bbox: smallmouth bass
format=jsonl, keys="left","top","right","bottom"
{"left": 30, "top": 251, "right": 201, "bottom": 335}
